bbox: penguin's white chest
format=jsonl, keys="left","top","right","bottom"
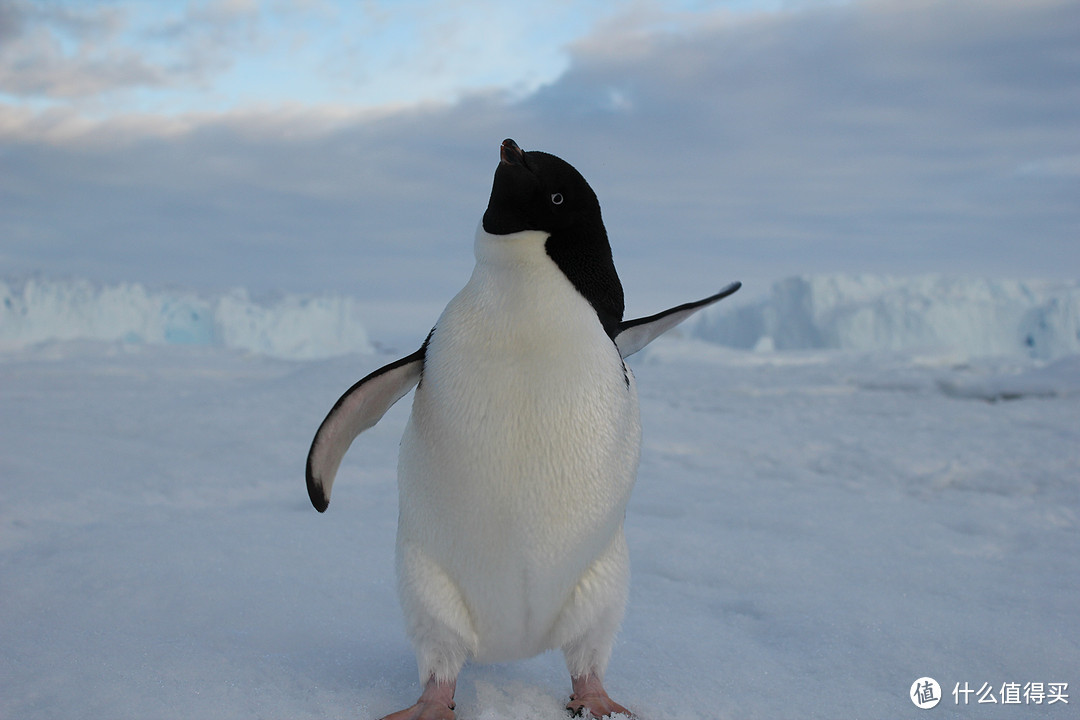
{"left": 396, "top": 228, "right": 641, "bottom": 662}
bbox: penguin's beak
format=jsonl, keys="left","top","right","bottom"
{"left": 500, "top": 138, "right": 525, "bottom": 167}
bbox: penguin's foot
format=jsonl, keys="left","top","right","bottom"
{"left": 566, "top": 674, "right": 636, "bottom": 719}
{"left": 379, "top": 676, "right": 456, "bottom": 720}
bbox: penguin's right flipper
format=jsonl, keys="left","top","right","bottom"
{"left": 306, "top": 344, "right": 426, "bottom": 512}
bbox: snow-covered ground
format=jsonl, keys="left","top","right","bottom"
{"left": 1, "top": 277, "right": 1078, "bottom": 719}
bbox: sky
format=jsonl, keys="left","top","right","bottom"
{"left": 1, "top": 0, "right": 1078, "bottom": 308}
{"left": 1, "top": 1, "right": 843, "bottom": 114}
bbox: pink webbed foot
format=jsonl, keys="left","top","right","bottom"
{"left": 379, "top": 677, "right": 456, "bottom": 720}
{"left": 566, "top": 674, "right": 636, "bottom": 719}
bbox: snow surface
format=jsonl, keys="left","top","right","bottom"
{"left": 1, "top": 277, "right": 1079, "bottom": 719}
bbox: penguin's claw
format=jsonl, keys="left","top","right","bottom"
{"left": 379, "top": 677, "right": 456, "bottom": 720}
{"left": 566, "top": 696, "right": 635, "bottom": 719}
{"left": 566, "top": 676, "right": 636, "bottom": 719}
{"left": 378, "top": 700, "right": 455, "bottom": 720}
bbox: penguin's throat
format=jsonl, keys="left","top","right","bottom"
{"left": 473, "top": 226, "right": 551, "bottom": 267}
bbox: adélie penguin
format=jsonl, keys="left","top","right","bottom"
{"left": 306, "top": 139, "right": 741, "bottom": 719}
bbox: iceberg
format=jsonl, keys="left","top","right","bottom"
{"left": 0, "top": 278, "right": 373, "bottom": 360}
{"left": 694, "top": 275, "right": 1080, "bottom": 360}
{"left": 3, "top": 274, "right": 1078, "bottom": 361}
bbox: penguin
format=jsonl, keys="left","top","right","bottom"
{"left": 306, "top": 139, "right": 740, "bottom": 720}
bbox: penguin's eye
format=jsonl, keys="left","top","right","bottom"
{"left": 550, "top": 193, "right": 564, "bottom": 206}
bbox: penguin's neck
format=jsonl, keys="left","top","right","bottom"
{"left": 469, "top": 226, "right": 566, "bottom": 315}
{"left": 460, "top": 225, "right": 607, "bottom": 348}
{"left": 472, "top": 225, "right": 552, "bottom": 272}
{"left": 472, "top": 224, "right": 624, "bottom": 342}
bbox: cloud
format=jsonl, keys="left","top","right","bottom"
{"left": 514, "top": 0, "right": 1080, "bottom": 271}
{"left": 0, "top": 1, "right": 165, "bottom": 98}
{"left": 0, "top": 0, "right": 613, "bottom": 113}
{"left": 0, "top": 0, "right": 272, "bottom": 103}
{"left": 1, "top": 0, "right": 1077, "bottom": 303}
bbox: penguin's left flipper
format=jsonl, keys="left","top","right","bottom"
{"left": 614, "top": 281, "right": 741, "bottom": 359}
{"left": 306, "top": 344, "right": 426, "bottom": 512}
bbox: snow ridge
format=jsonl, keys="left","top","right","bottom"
{"left": 3, "top": 275, "right": 1079, "bottom": 360}
{"left": 0, "top": 278, "right": 373, "bottom": 360}
{"left": 694, "top": 274, "right": 1080, "bottom": 360}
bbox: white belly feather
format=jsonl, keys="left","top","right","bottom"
{"left": 396, "top": 227, "right": 641, "bottom": 662}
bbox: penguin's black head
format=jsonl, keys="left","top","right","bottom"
{"left": 481, "top": 138, "right": 624, "bottom": 338}
{"left": 482, "top": 139, "right": 602, "bottom": 236}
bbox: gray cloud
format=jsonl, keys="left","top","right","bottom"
{"left": 2, "top": 0, "right": 1077, "bottom": 306}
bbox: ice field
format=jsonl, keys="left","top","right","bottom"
{"left": 1, "top": 276, "right": 1078, "bottom": 719}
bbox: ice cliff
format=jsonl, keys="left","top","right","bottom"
{"left": 694, "top": 275, "right": 1080, "bottom": 360}
{"left": 0, "top": 278, "right": 373, "bottom": 360}
{"left": 3, "top": 275, "right": 1078, "bottom": 360}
